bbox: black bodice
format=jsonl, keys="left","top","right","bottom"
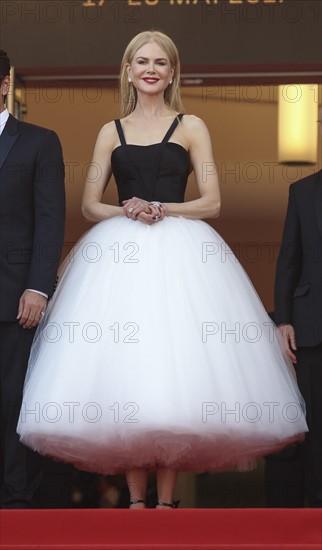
{"left": 111, "top": 114, "right": 190, "bottom": 204}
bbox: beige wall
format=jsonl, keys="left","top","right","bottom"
{"left": 24, "top": 84, "right": 322, "bottom": 311}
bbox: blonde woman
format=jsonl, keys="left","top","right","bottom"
{"left": 18, "top": 31, "right": 307, "bottom": 509}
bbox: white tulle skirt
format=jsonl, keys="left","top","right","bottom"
{"left": 17, "top": 216, "right": 307, "bottom": 474}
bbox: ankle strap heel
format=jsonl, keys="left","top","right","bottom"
{"left": 157, "top": 500, "right": 180, "bottom": 508}
{"left": 130, "top": 499, "right": 145, "bottom": 507}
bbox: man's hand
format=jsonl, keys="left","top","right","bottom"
{"left": 17, "top": 290, "right": 48, "bottom": 329}
{"left": 278, "top": 324, "right": 297, "bottom": 363}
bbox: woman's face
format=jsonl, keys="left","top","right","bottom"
{"left": 127, "top": 41, "right": 174, "bottom": 96}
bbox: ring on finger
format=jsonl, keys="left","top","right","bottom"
{"left": 128, "top": 207, "right": 134, "bottom": 213}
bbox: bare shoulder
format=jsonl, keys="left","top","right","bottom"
{"left": 181, "top": 114, "right": 206, "bottom": 128}
{"left": 181, "top": 114, "right": 208, "bottom": 131}
{"left": 181, "top": 115, "right": 211, "bottom": 147}
{"left": 94, "top": 120, "right": 118, "bottom": 151}
{"left": 97, "top": 120, "right": 117, "bottom": 139}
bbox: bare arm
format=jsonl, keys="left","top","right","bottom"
{"left": 163, "top": 116, "right": 221, "bottom": 219}
{"left": 82, "top": 122, "right": 124, "bottom": 222}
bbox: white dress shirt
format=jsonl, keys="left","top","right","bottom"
{"left": 0, "top": 108, "right": 9, "bottom": 135}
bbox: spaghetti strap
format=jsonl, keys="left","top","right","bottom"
{"left": 115, "top": 114, "right": 183, "bottom": 148}
{"left": 161, "top": 114, "right": 184, "bottom": 144}
{"left": 114, "top": 119, "right": 127, "bottom": 146}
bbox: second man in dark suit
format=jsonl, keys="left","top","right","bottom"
{"left": 266, "top": 111, "right": 322, "bottom": 507}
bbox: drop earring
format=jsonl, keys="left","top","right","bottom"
{"left": 169, "top": 79, "right": 173, "bottom": 85}
{"left": 128, "top": 77, "right": 132, "bottom": 83}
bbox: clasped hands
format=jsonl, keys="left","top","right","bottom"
{"left": 123, "top": 197, "right": 165, "bottom": 225}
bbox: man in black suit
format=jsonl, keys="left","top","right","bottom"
{"left": 0, "top": 50, "right": 65, "bottom": 507}
{"left": 265, "top": 111, "right": 322, "bottom": 507}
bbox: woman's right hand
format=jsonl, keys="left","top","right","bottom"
{"left": 123, "top": 198, "right": 165, "bottom": 225}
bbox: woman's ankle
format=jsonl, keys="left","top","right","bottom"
{"left": 156, "top": 500, "right": 180, "bottom": 509}
{"left": 129, "top": 499, "right": 146, "bottom": 509}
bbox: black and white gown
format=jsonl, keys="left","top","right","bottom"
{"left": 17, "top": 115, "right": 307, "bottom": 474}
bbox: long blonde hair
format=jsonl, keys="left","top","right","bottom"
{"left": 119, "top": 31, "right": 183, "bottom": 117}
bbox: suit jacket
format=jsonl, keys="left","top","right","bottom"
{"left": 274, "top": 169, "right": 322, "bottom": 347}
{"left": 0, "top": 114, "right": 65, "bottom": 321}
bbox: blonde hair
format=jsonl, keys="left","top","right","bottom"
{"left": 119, "top": 31, "right": 183, "bottom": 117}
